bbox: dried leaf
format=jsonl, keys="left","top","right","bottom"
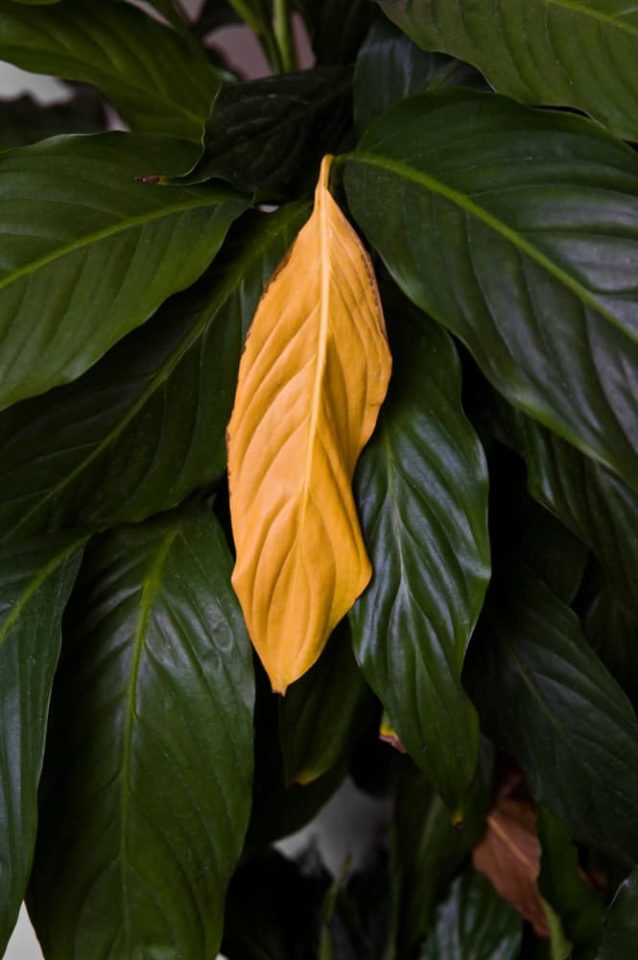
{"left": 227, "top": 155, "right": 391, "bottom": 693}
{"left": 473, "top": 795, "right": 549, "bottom": 938}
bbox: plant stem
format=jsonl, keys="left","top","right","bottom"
{"left": 273, "top": 0, "right": 298, "bottom": 72}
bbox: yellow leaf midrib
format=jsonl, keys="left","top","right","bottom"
{"left": 300, "top": 159, "right": 332, "bottom": 523}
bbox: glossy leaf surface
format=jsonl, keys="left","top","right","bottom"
{"left": 600, "top": 865, "right": 638, "bottom": 960}
{"left": 516, "top": 415, "right": 638, "bottom": 619}
{"left": 0, "top": 133, "right": 247, "bottom": 410}
{"left": 0, "top": 0, "right": 221, "bottom": 137}
{"left": 0, "top": 533, "right": 84, "bottom": 953}
{"left": 418, "top": 873, "right": 522, "bottom": 960}
{"left": 345, "top": 90, "right": 638, "bottom": 493}
{"left": 174, "top": 68, "right": 352, "bottom": 193}
{"left": 350, "top": 298, "right": 489, "bottom": 809}
{"left": 467, "top": 563, "right": 638, "bottom": 866}
{"left": 228, "top": 157, "right": 391, "bottom": 692}
{"left": 586, "top": 589, "right": 638, "bottom": 714}
{"left": 278, "top": 620, "right": 371, "bottom": 785}
{"left": 393, "top": 756, "right": 491, "bottom": 955}
{"left": 28, "top": 503, "right": 254, "bottom": 959}
{"left": 354, "top": 15, "right": 482, "bottom": 132}
{"left": 296, "top": 0, "right": 372, "bottom": 64}
{"left": 378, "top": 0, "right": 638, "bottom": 141}
{"left": 0, "top": 205, "right": 306, "bottom": 545}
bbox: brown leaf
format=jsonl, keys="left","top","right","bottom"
{"left": 472, "top": 795, "right": 549, "bottom": 937}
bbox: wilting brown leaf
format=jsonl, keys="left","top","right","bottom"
{"left": 227, "top": 155, "right": 392, "bottom": 693}
{"left": 473, "top": 795, "right": 549, "bottom": 937}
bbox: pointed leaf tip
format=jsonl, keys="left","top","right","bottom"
{"left": 228, "top": 154, "right": 391, "bottom": 693}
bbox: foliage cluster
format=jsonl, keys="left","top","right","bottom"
{"left": 0, "top": 1, "right": 637, "bottom": 958}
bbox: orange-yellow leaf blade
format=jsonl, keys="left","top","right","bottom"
{"left": 227, "top": 156, "right": 391, "bottom": 693}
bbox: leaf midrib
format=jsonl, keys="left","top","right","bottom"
{"left": 546, "top": 0, "right": 638, "bottom": 38}
{"left": 0, "top": 191, "right": 233, "bottom": 295}
{"left": 2, "top": 206, "right": 306, "bottom": 545}
{"left": 349, "top": 151, "right": 631, "bottom": 343}
{"left": 119, "top": 525, "right": 179, "bottom": 945}
{"left": 0, "top": 536, "right": 85, "bottom": 648}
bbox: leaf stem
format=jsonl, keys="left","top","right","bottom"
{"left": 273, "top": 0, "right": 298, "bottom": 72}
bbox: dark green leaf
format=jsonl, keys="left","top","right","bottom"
{"left": 392, "top": 751, "right": 492, "bottom": 955}
{"left": 354, "top": 15, "right": 483, "bottom": 132}
{"left": 246, "top": 666, "right": 346, "bottom": 853}
{"left": 279, "top": 620, "right": 372, "bottom": 786}
{"left": 0, "top": 133, "right": 248, "bottom": 410}
{"left": 227, "top": 0, "right": 270, "bottom": 35}
{"left": 0, "top": 532, "right": 84, "bottom": 953}
{"left": 349, "top": 295, "right": 490, "bottom": 809}
{"left": 378, "top": 0, "right": 638, "bottom": 141}
{"left": 0, "top": 204, "right": 306, "bottom": 545}
{"left": 516, "top": 505, "right": 587, "bottom": 606}
{"left": 600, "top": 865, "right": 638, "bottom": 960}
{"left": 537, "top": 807, "right": 603, "bottom": 960}
{"left": 296, "top": 0, "right": 372, "bottom": 64}
{"left": 0, "top": 0, "right": 221, "bottom": 137}
{"left": 0, "top": 87, "right": 106, "bottom": 148}
{"left": 467, "top": 562, "right": 638, "bottom": 866}
{"left": 344, "top": 89, "right": 638, "bottom": 494}
{"left": 28, "top": 502, "right": 254, "bottom": 959}
{"left": 585, "top": 588, "right": 638, "bottom": 715}
{"left": 173, "top": 68, "right": 352, "bottom": 193}
{"left": 418, "top": 872, "right": 522, "bottom": 960}
{"left": 516, "top": 414, "right": 638, "bottom": 619}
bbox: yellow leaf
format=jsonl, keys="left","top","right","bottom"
{"left": 227, "top": 155, "right": 391, "bottom": 693}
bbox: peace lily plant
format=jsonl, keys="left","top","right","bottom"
{"left": 0, "top": 0, "right": 637, "bottom": 958}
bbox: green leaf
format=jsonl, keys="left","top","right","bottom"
{"left": 0, "top": 87, "right": 107, "bottom": 148}
{"left": 586, "top": 589, "right": 638, "bottom": 714}
{"left": 0, "top": 204, "right": 306, "bottom": 545}
{"left": 344, "top": 89, "right": 638, "bottom": 495}
{"left": 467, "top": 562, "right": 638, "bottom": 866}
{"left": 0, "top": 0, "right": 221, "bottom": 137}
{"left": 516, "top": 505, "right": 587, "bottom": 606}
{"left": 600, "top": 865, "right": 638, "bottom": 960}
{"left": 227, "top": 0, "right": 270, "bottom": 35}
{"left": 349, "top": 294, "right": 490, "bottom": 809}
{"left": 392, "top": 754, "right": 492, "bottom": 956}
{"left": 515, "top": 414, "right": 638, "bottom": 619}
{"left": 245, "top": 667, "right": 346, "bottom": 853}
{"left": 173, "top": 68, "right": 352, "bottom": 193}
{"left": 0, "top": 532, "right": 84, "bottom": 953}
{"left": 279, "top": 620, "right": 372, "bottom": 786}
{"left": 354, "top": 15, "right": 483, "bottom": 132}
{"left": 537, "top": 807, "right": 603, "bottom": 960}
{"left": 378, "top": 0, "right": 638, "bottom": 142}
{"left": 0, "top": 132, "right": 248, "bottom": 411}
{"left": 27, "top": 501, "right": 254, "bottom": 959}
{"left": 418, "top": 873, "right": 522, "bottom": 960}
{"left": 295, "top": 0, "right": 372, "bottom": 65}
